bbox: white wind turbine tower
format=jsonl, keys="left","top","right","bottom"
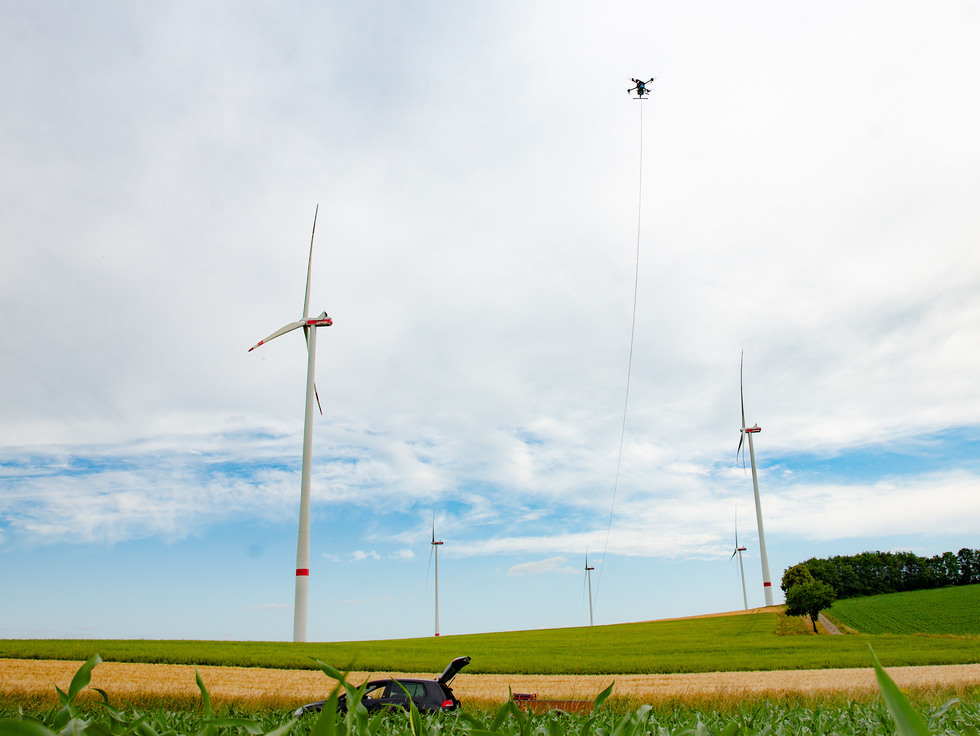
{"left": 738, "top": 352, "right": 774, "bottom": 606}
{"left": 427, "top": 513, "right": 444, "bottom": 637}
{"left": 731, "top": 508, "right": 749, "bottom": 610}
{"left": 249, "top": 205, "right": 333, "bottom": 643}
{"left": 584, "top": 553, "right": 595, "bottom": 627}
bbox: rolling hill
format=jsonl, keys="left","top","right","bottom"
{"left": 825, "top": 583, "right": 980, "bottom": 635}
{"left": 3, "top": 593, "right": 980, "bottom": 675}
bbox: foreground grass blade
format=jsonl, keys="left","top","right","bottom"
{"left": 869, "top": 646, "right": 931, "bottom": 736}
{"left": 311, "top": 679, "right": 344, "bottom": 736}
{"left": 263, "top": 721, "right": 299, "bottom": 736}
{"left": 0, "top": 721, "right": 58, "bottom": 736}
{"left": 489, "top": 694, "right": 512, "bottom": 732}
{"left": 68, "top": 654, "right": 103, "bottom": 703}
{"left": 203, "top": 716, "right": 264, "bottom": 734}
{"left": 594, "top": 682, "right": 615, "bottom": 710}
{"left": 195, "top": 668, "right": 214, "bottom": 720}
{"left": 314, "top": 661, "right": 346, "bottom": 683}
{"left": 52, "top": 653, "right": 104, "bottom": 729}
{"left": 391, "top": 680, "right": 423, "bottom": 736}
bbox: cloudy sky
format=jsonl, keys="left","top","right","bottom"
{"left": 2, "top": 1, "right": 980, "bottom": 643}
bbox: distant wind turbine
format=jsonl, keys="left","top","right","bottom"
{"left": 249, "top": 205, "right": 333, "bottom": 643}
{"left": 737, "top": 352, "right": 774, "bottom": 606}
{"left": 427, "top": 512, "right": 444, "bottom": 637}
{"left": 584, "top": 553, "right": 595, "bottom": 627}
{"left": 731, "top": 508, "right": 748, "bottom": 610}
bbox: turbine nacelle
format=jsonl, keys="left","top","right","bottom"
{"left": 307, "top": 313, "right": 333, "bottom": 327}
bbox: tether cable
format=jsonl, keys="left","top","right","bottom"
{"left": 592, "top": 97, "right": 645, "bottom": 618}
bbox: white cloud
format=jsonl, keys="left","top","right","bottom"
{"left": 769, "top": 471, "right": 980, "bottom": 541}
{"left": 507, "top": 557, "right": 578, "bottom": 576}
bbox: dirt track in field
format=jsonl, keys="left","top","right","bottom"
{"left": 4, "top": 658, "right": 980, "bottom": 707}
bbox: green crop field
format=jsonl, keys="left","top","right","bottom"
{"left": 3, "top": 606, "right": 980, "bottom": 675}
{"left": 826, "top": 584, "right": 980, "bottom": 635}
{"left": 3, "top": 653, "right": 980, "bottom": 736}
{"left": 5, "top": 692, "right": 980, "bottom": 736}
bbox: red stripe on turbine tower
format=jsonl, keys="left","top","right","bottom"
{"left": 297, "top": 569, "right": 310, "bottom": 576}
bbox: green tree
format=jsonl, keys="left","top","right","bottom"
{"left": 930, "top": 551, "right": 960, "bottom": 588}
{"left": 785, "top": 580, "right": 836, "bottom": 632}
{"left": 958, "top": 548, "right": 980, "bottom": 585}
{"left": 780, "top": 563, "right": 814, "bottom": 593}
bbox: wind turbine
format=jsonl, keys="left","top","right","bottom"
{"left": 731, "top": 508, "right": 748, "bottom": 610}
{"left": 427, "top": 513, "right": 444, "bottom": 637}
{"left": 249, "top": 205, "right": 333, "bottom": 643}
{"left": 584, "top": 553, "right": 595, "bottom": 627}
{"left": 738, "top": 352, "right": 774, "bottom": 606}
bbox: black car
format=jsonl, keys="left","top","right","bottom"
{"left": 294, "top": 655, "right": 471, "bottom": 716}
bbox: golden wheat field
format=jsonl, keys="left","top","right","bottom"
{"left": 4, "top": 658, "right": 980, "bottom": 710}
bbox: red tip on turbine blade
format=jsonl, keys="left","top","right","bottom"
{"left": 763, "top": 581, "right": 772, "bottom": 587}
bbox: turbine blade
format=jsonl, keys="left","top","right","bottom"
{"left": 426, "top": 544, "right": 433, "bottom": 588}
{"left": 735, "top": 351, "right": 748, "bottom": 469}
{"left": 299, "top": 325, "right": 325, "bottom": 415}
{"left": 248, "top": 320, "right": 305, "bottom": 352}
{"left": 303, "top": 205, "right": 318, "bottom": 320}
{"left": 740, "top": 351, "right": 747, "bottom": 430}
{"left": 730, "top": 549, "right": 737, "bottom": 560}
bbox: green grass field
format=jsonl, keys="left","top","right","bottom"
{"left": 3, "top": 605, "right": 980, "bottom": 675}
{"left": 826, "top": 583, "right": 980, "bottom": 635}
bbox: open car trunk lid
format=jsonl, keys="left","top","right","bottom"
{"left": 437, "top": 655, "right": 471, "bottom": 686}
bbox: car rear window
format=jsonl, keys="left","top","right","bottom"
{"left": 386, "top": 681, "right": 426, "bottom": 699}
